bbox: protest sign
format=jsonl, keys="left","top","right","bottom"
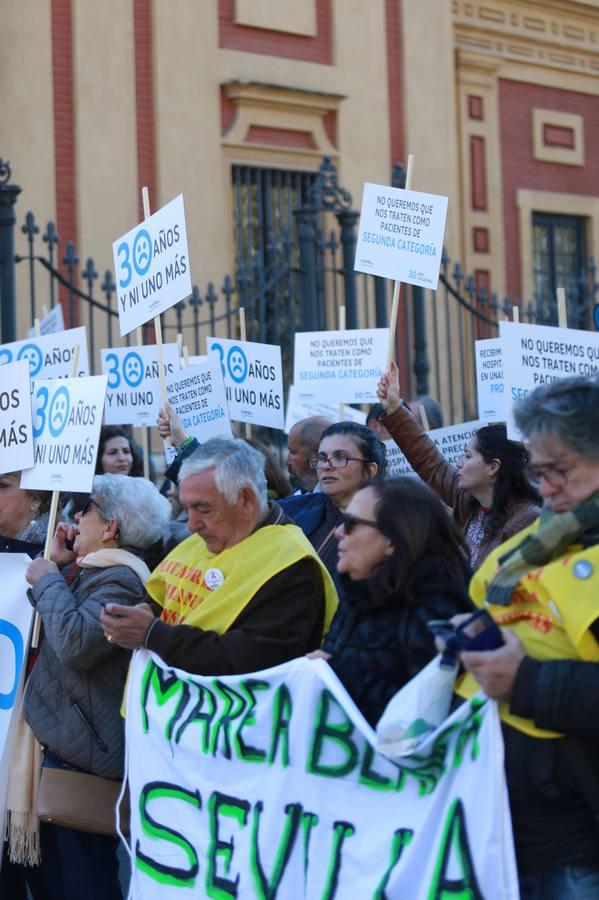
{"left": 206, "top": 337, "right": 284, "bottom": 430}
{"left": 113, "top": 195, "right": 192, "bottom": 336}
{"left": 428, "top": 420, "right": 482, "bottom": 467}
{"left": 101, "top": 344, "right": 179, "bottom": 427}
{"left": 475, "top": 339, "right": 505, "bottom": 422}
{"left": 354, "top": 183, "right": 448, "bottom": 289}
{"left": 165, "top": 356, "right": 232, "bottom": 447}
{"left": 124, "top": 651, "right": 518, "bottom": 899}
{"left": 20, "top": 375, "right": 108, "bottom": 493}
{"left": 500, "top": 320, "right": 599, "bottom": 439}
{"left": 293, "top": 329, "right": 389, "bottom": 405}
{"left": 26, "top": 304, "right": 65, "bottom": 337}
{"left": 384, "top": 439, "right": 414, "bottom": 477}
{"left": 0, "top": 327, "right": 89, "bottom": 381}
{"left": 0, "top": 360, "right": 34, "bottom": 474}
{"left": 0, "top": 554, "right": 34, "bottom": 862}
{"left": 284, "top": 385, "right": 366, "bottom": 433}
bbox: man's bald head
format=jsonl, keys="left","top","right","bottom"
{"left": 286, "top": 416, "right": 333, "bottom": 491}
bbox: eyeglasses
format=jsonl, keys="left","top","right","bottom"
{"left": 308, "top": 453, "right": 366, "bottom": 470}
{"left": 526, "top": 460, "right": 578, "bottom": 487}
{"left": 338, "top": 512, "right": 380, "bottom": 535}
{"left": 81, "top": 497, "right": 101, "bottom": 517}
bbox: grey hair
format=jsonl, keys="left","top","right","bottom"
{"left": 179, "top": 437, "right": 268, "bottom": 508}
{"left": 513, "top": 376, "right": 599, "bottom": 461}
{"left": 92, "top": 474, "right": 172, "bottom": 550}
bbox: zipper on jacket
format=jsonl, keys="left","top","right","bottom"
{"left": 70, "top": 698, "right": 108, "bottom": 753}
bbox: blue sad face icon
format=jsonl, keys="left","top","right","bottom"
{"left": 227, "top": 346, "right": 248, "bottom": 384}
{"left": 48, "top": 387, "right": 70, "bottom": 437}
{"left": 123, "top": 352, "right": 144, "bottom": 388}
{"left": 17, "top": 343, "right": 43, "bottom": 377}
{"left": 133, "top": 229, "right": 152, "bottom": 277}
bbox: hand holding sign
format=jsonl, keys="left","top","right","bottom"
{"left": 157, "top": 401, "right": 188, "bottom": 447}
{"left": 377, "top": 361, "right": 401, "bottom": 414}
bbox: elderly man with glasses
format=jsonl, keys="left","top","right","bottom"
{"left": 453, "top": 376, "right": 599, "bottom": 899}
{"left": 101, "top": 438, "right": 337, "bottom": 675}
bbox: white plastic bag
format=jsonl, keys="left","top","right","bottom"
{"left": 375, "top": 655, "right": 458, "bottom": 759}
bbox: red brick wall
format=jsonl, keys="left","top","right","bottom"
{"left": 133, "top": 0, "right": 156, "bottom": 220}
{"left": 499, "top": 79, "right": 599, "bottom": 298}
{"left": 219, "top": 0, "right": 332, "bottom": 64}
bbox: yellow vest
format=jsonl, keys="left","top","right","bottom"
{"left": 457, "top": 520, "right": 599, "bottom": 738}
{"left": 146, "top": 523, "right": 338, "bottom": 636}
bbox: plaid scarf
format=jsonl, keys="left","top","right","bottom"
{"left": 486, "top": 489, "right": 599, "bottom": 606}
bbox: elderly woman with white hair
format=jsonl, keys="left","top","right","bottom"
{"left": 22, "top": 474, "right": 171, "bottom": 900}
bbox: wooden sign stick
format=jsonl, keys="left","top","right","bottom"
{"left": 338, "top": 305, "right": 346, "bottom": 422}
{"left": 239, "top": 307, "right": 251, "bottom": 439}
{"left": 419, "top": 404, "right": 430, "bottom": 431}
{"left": 557, "top": 287, "right": 568, "bottom": 329}
{"left": 386, "top": 154, "right": 415, "bottom": 373}
{"left": 512, "top": 306, "right": 519, "bottom": 324}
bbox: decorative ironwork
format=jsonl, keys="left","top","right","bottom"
{"left": 307, "top": 155, "right": 352, "bottom": 211}
{"left": 0, "top": 160, "right": 11, "bottom": 184}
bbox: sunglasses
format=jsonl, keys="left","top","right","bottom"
{"left": 339, "top": 512, "right": 380, "bottom": 535}
{"left": 81, "top": 496, "right": 101, "bottom": 517}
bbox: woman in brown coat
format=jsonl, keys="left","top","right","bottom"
{"left": 377, "top": 362, "right": 541, "bottom": 568}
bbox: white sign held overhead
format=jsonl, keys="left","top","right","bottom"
{"left": 165, "top": 357, "right": 232, "bottom": 455}
{"left": 101, "top": 344, "right": 179, "bottom": 427}
{"left": 0, "top": 360, "right": 34, "bottom": 475}
{"left": 113, "top": 195, "right": 192, "bottom": 336}
{"left": 429, "top": 420, "right": 483, "bottom": 467}
{"left": 284, "top": 385, "right": 366, "bottom": 433}
{"left": 206, "top": 337, "right": 285, "bottom": 430}
{"left": 21, "top": 375, "right": 108, "bottom": 493}
{"left": 294, "top": 328, "right": 389, "bottom": 405}
{"left": 475, "top": 338, "right": 505, "bottom": 422}
{"left": 26, "top": 304, "right": 65, "bottom": 337}
{"left": 0, "top": 327, "right": 89, "bottom": 381}
{"left": 500, "top": 320, "right": 599, "bottom": 439}
{"left": 354, "top": 182, "right": 448, "bottom": 289}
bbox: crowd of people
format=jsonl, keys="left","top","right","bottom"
{"left": 1, "top": 373, "right": 598, "bottom": 899}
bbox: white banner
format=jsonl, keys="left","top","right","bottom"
{"left": 384, "top": 439, "right": 414, "bottom": 477}
{"left": 429, "top": 420, "right": 483, "bottom": 467}
{"left": 0, "top": 360, "right": 34, "bottom": 474}
{"left": 124, "top": 652, "right": 518, "bottom": 899}
{"left": 113, "top": 195, "right": 192, "bottom": 336}
{"left": 293, "top": 329, "right": 389, "bottom": 405}
{"left": 21, "top": 375, "right": 108, "bottom": 492}
{"left": 354, "top": 183, "right": 448, "bottom": 289}
{"left": 165, "top": 356, "right": 232, "bottom": 450}
{"left": 0, "top": 326, "right": 89, "bottom": 381}
{"left": 206, "top": 337, "right": 285, "bottom": 430}
{"left": 284, "top": 385, "right": 366, "bottom": 433}
{"left": 101, "top": 344, "right": 179, "bottom": 426}
{"left": 475, "top": 338, "right": 505, "bottom": 423}
{"left": 500, "top": 320, "right": 599, "bottom": 439}
{"left": 26, "top": 304, "right": 65, "bottom": 337}
{"left": 0, "top": 554, "right": 34, "bottom": 863}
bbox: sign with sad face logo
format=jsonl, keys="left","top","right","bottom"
{"left": 20, "top": 375, "right": 108, "bottom": 492}
{"left": 206, "top": 337, "right": 284, "bottom": 430}
{"left": 0, "top": 327, "right": 89, "bottom": 381}
{"left": 101, "top": 343, "right": 179, "bottom": 426}
{"left": 112, "top": 195, "right": 192, "bottom": 336}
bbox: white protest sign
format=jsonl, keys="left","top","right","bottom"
{"left": 500, "top": 319, "right": 599, "bottom": 439}
{"left": 27, "top": 304, "right": 65, "bottom": 337}
{"left": 113, "top": 195, "right": 192, "bottom": 336}
{"left": 475, "top": 338, "right": 505, "bottom": 422}
{"left": 101, "top": 344, "right": 179, "bottom": 427}
{"left": 0, "top": 326, "right": 89, "bottom": 381}
{"left": 20, "top": 375, "right": 108, "bottom": 493}
{"left": 0, "top": 360, "right": 34, "bottom": 474}
{"left": 429, "top": 420, "right": 483, "bottom": 467}
{"left": 354, "top": 183, "right": 448, "bottom": 289}
{"left": 384, "top": 439, "right": 415, "bottom": 477}
{"left": 284, "top": 385, "right": 366, "bottom": 433}
{"left": 166, "top": 356, "right": 232, "bottom": 448}
{"left": 206, "top": 336, "right": 285, "bottom": 430}
{"left": 293, "top": 328, "right": 389, "bottom": 405}
{"left": 0, "top": 555, "right": 34, "bottom": 859}
{"left": 125, "top": 651, "right": 518, "bottom": 899}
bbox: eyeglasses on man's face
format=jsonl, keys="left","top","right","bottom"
{"left": 308, "top": 452, "right": 366, "bottom": 470}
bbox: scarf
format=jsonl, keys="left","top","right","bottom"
{"left": 486, "top": 489, "right": 599, "bottom": 606}
{"left": 77, "top": 547, "right": 151, "bottom": 585}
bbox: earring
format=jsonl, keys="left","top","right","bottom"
{"left": 489, "top": 478, "right": 496, "bottom": 487}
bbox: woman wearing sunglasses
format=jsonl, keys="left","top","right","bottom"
{"left": 279, "top": 421, "right": 387, "bottom": 578}
{"left": 321, "top": 476, "right": 472, "bottom": 726}
{"left": 20, "top": 474, "right": 171, "bottom": 899}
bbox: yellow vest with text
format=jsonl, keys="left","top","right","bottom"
{"left": 457, "top": 519, "right": 599, "bottom": 738}
{"left": 146, "top": 523, "right": 338, "bottom": 636}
